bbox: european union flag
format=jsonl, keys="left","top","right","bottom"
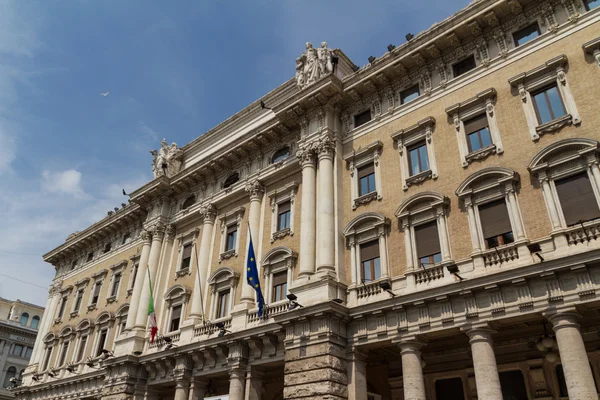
{"left": 246, "top": 235, "right": 265, "bottom": 317}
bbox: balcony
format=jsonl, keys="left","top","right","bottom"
{"left": 481, "top": 243, "right": 520, "bottom": 267}
{"left": 565, "top": 219, "right": 600, "bottom": 246}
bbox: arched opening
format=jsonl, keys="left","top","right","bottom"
{"left": 223, "top": 172, "right": 240, "bottom": 189}
{"left": 272, "top": 147, "right": 291, "bottom": 163}
{"left": 20, "top": 313, "right": 29, "bottom": 327}
{"left": 182, "top": 195, "right": 196, "bottom": 210}
{"left": 3, "top": 366, "right": 16, "bottom": 388}
{"left": 31, "top": 315, "right": 40, "bottom": 329}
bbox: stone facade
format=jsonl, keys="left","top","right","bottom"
{"left": 13, "top": 1, "right": 600, "bottom": 399}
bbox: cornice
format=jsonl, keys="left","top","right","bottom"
{"left": 445, "top": 87, "right": 496, "bottom": 115}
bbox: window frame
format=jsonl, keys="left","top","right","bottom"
{"left": 508, "top": 54, "right": 580, "bottom": 141}
{"left": 512, "top": 22, "right": 541, "bottom": 47}
{"left": 271, "top": 146, "right": 292, "bottom": 164}
{"left": 344, "top": 141, "right": 384, "bottom": 210}
{"left": 531, "top": 84, "right": 567, "bottom": 125}
{"left": 107, "top": 262, "right": 126, "bottom": 303}
{"left": 215, "top": 290, "right": 231, "bottom": 320}
{"left": 446, "top": 88, "right": 504, "bottom": 167}
{"left": 218, "top": 207, "right": 245, "bottom": 262}
{"left": 391, "top": 117, "right": 438, "bottom": 191}
{"left": 162, "top": 285, "right": 190, "bottom": 333}
{"left": 70, "top": 278, "right": 90, "bottom": 317}
{"left": 400, "top": 84, "right": 420, "bottom": 105}
{"left": 126, "top": 257, "right": 140, "bottom": 297}
{"left": 174, "top": 229, "right": 199, "bottom": 278}
{"left": 353, "top": 108, "right": 372, "bottom": 129}
{"left": 261, "top": 246, "right": 297, "bottom": 304}
{"left": 452, "top": 54, "right": 477, "bottom": 78}
{"left": 584, "top": 0, "right": 600, "bottom": 11}
{"left": 87, "top": 270, "right": 107, "bottom": 310}
{"left": 208, "top": 267, "right": 239, "bottom": 322}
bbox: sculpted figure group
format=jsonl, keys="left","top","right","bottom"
{"left": 295, "top": 42, "right": 336, "bottom": 89}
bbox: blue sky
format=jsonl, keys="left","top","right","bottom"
{"left": 0, "top": 0, "right": 469, "bottom": 307}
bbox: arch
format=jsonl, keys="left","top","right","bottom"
{"left": 30, "top": 315, "right": 40, "bottom": 329}
{"left": 59, "top": 326, "right": 74, "bottom": 338}
{"left": 20, "top": 312, "right": 29, "bottom": 327}
{"left": 528, "top": 138, "right": 599, "bottom": 171}
{"left": 271, "top": 146, "right": 291, "bottom": 163}
{"left": 208, "top": 266, "right": 237, "bottom": 284}
{"left": 115, "top": 304, "right": 130, "bottom": 317}
{"left": 76, "top": 318, "right": 93, "bottom": 332}
{"left": 182, "top": 195, "right": 196, "bottom": 210}
{"left": 223, "top": 172, "right": 240, "bottom": 189}
{"left": 395, "top": 191, "right": 447, "bottom": 218}
{"left": 95, "top": 311, "right": 115, "bottom": 325}
{"left": 3, "top": 366, "right": 17, "bottom": 388}
{"left": 455, "top": 167, "right": 518, "bottom": 197}
{"left": 343, "top": 212, "right": 388, "bottom": 236}
{"left": 42, "top": 332, "right": 56, "bottom": 344}
{"left": 164, "top": 284, "right": 190, "bottom": 300}
{"left": 262, "top": 246, "right": 296, "bottom": 265}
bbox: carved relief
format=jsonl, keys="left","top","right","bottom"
{"left": 150, "top": 139, "right": 183, "bottom": 178}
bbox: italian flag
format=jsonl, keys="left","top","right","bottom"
{"left": 147, "top": 269, "right": 158, "bottom": 343}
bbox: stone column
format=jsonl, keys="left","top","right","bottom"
{"left": 506, "top": 189, "right": 525, "bottom": 240}
{"left": 245, "top": 368, "right": 264, "bottom": 400}
{"left": 317, "top": 135, "right": 336, "bottom": 273}
{"left": 126, "top": 230, "right": 152, "bottom": 331}
{"left": 241, "top": 181, "right": 265, "bottom": 304}
{"left": 548, "top": 311, "right": 597, "bottom": 399}
{"left": 466, "top": 327, "right": 503, "bottom": 400}
{"left": 378, "top": 231, "right": 389, "bottom": 279}
{"left": 229, "top": 368, "right": 246, "bottom": 400}
{"left": 30, "top": 283, "right": 61, "bottom": 365}
{"left": 436, "top": 210, "right": 451, "bottom": 261}
{"left": 174, "top": 378, "right": 190, "bottom": 400}
{"left": 398, "top": 339, "right": 426, "bottom": 400}
{"left": 135, "top": 225, "right": 165, "bottom": 329}
{"left": 465, "top": 202, "right": 482, "bottom": 252}
{"left": 347, "top": 348, "right": 368, "bottom": 400}
{"left": 189, "top": 204, "right": 217, "bottom": 322}
{"left": 188, "top": 378, "right": 208, "bottom": 400}
{"left": 540, "top": 178, "right": 562, "bottom": 230}
{"left": 296, "top": 145, "right": 317, "bottom": 278}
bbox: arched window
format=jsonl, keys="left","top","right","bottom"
{"left": 20, "top": 313, "right": 29, "bottom": 327}
{"left": 181, "top": 195, "right": 196, "bottom": 210}
{"left": 30, "top": 316, "right": 40, "bottom": 329}
{"left": 208, "top": 267, "right": 239, "bottom": 320}
{"left": 3, "top": 366, "right": 16, "bottom": 388}
{"left": 223, "top": 172, "right": 240, "bottom": 189}
{"left": 163, "top": 285, "right": 190, "bottom": 333}
{"left": 272, "top": 147, "right": 291, "bottom": 164}
{"left": 261, "top": 247, "right": 297, "bottom": 304}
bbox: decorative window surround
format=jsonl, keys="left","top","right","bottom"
{"left": 115, "top": 304, "right": 129, "bottom": 337}
{"left": 107, "top": 261, "right": 126, "bottom": 304}
{"left": 261, "top": 246, "right": 297, "bottom": 304}
{"left": 92, "top": 312, "right": 115, "bottom": 355}
{"left": 528, "top": 138, "right": 600, "bottom": 243}
{"left": 74, "top": 319, "right": 94, "bottom": 366}
{"left": 391, "top": 117, "right": 438, "bottom": 190}
{"left": 126, "top": 255, "right": 140, "bottom": 298}
{"left": 208, "top": 267, "right": 239, "bottom": 321}
{"left": 218, "top": 207, "right": 245, "bottom": 262}
{"left": 583, "top": 36, "right": 600, "bottom": 67}
{"left": 456, "top": 167, "right": 530, "bottom": 268}
{"left": 268, "top": 182, "right": 298, "bottom": 242}
{"left": 175, "top": 229, "right": 200, "bottom": 279}
{"left": 445, "top": 88, "right": 504, "bottom": 167}
{"left": 162, "top": 285, "right": 190, "bottom": 333}
{"left": 341, "top": 90, "right": 382, "bottom": 135}
{"left": 70, "top": 279, "right": 89, "bottom": 317}
{"left": 508, "top": 54, "right": 580, "bottom": 141}
{"left": 395, "top": 192, "right": 453, "bottom": 282}
{"left": 343, "top": 212, "right": 390, "bottom": 286}
{"left": 87, "top": 270, "right": 107, "bottom": 311}
{"left": 344, "top": 140, "right": 384, "bottom": 210}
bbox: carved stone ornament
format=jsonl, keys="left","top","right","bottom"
{"left": 150, "top": 138, "right": 183, "bottom": 178}
{"left": 295, "top": 42, "right": 336, "bottom": 89}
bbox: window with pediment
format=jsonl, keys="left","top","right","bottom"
{"left": 56, "top": 327, "right": 74, "bottom": 369}
{"left": 162, "top": 285, "right": 190, "bottom": 333}
{"left": 528, "top": 138, "right": 600, "bottom": 236}
{"left": 391, "top": 117, "right": 438, "bottom": 190}
{"left": 446, "top": 88, "right": 504, "bottom": 167}
{"left": 218, "top": 207, "right": 244, "bottom": 262}
{"left": 74, "top": 319, "right": 94, "bottom": 365}
{"left": 126, "top": 256, "right": 139, "bottom": 297}
{"left": 456, "top": 167, "right": 529, "bottom": 267}
{"left": 107, "top": 261, "right": 126, "bottom": 303}
{"left": 115, "top": 305, "right": 128, "bottom": 336}
{"left": 41, "top": 333, "right": 57, "bottom": 372}
{"left": 344, "top": 141, "right": 383, "bottom": 210}
{"left": 87, "top": 270, "right": 107, "bottom": 310}
{"left": 93, "top": 312, "right": 114, "bottom": 357}
{"left": 268, "top": 182, "right": 298, "bottom": 242}
{"left": 343, "top": 213, "right": 390, "bottom": 286}
{"left": 508, "top": 54, "right": 580, "bottom": 141}
{"left": 261, "top": 247, "right": 297, "bottom": 304}
{"left": 208, "top": 267, "right": 239, "bottom": 321}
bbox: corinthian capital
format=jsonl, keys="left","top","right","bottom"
{"left": 199, "top": 203, "right": 217, "bottom": 223}
{"left": 140, "top": 229, "right": 152, "bottom": 243}
{"left": 296, "top": 142, "right": 316, "bottom": 168}
{"left": 317, "top": 135, "right": 336, "bottom": 159}
{"left": 245, "top": 180, "right": 265, "bottom": 200}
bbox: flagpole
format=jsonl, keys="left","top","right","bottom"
{"left": 192, "top": 244, "right": 207, "bottom": 326}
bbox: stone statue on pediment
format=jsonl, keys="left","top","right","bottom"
{"left": 151, "top": 138, "right": 183, "bottom": 178}
{"left": 295, "top": 42, "right": 336, "bottom": 89}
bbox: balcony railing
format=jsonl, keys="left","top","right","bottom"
{"left": 148, "top": 331, "right": 181, "bottom": 349}
{"left": 482, "top": 243, "right": 519, "bottom": 267}
{"left": 357, "top": 281, "right": 382, "bottom": 299}
{"left": 415, "top": 265, "right": 445, "bottom": 285}
{"left": 193, "top": 318, "right": 231, "bottom": 337}
{"left": 247, "top": 302, "right": 288, "bottom": 326}
{"left": 566, "top": 220, "right": 600, "bottom": 245}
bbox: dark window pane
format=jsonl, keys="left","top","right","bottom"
{"left": 359, "top": 173, "right": 376, "bottom": 196}
{"left": 223, "top": 172, "right": 239, "bottom": 188}
{"left": 453, "top": 55, "right": 476, "bottom": 77}
{"left": 400, "top": 85, "right": 420, "bottom": 104}
{"left": 556, "top": 365, "right": 568, "bottom": 398}
{"left": 513, "top": 23, "right": 540, "bottom": 46}
{"left": 182, "top": 196, "right": 196, "bottom": 210}
{"left": 555, "top": 172, "right": 600, "bottom": 225}
{"left": 226, "top": 229, "right": 237, "bottom": 251}
{"left": 479, "top": 127, "right": 492, "bottom": 147}
{"left": 499, "top": 370, "right": 528, "bottom": 400}
{"left": 362, "top": 260, "right": 372, "bottom": 282}
{"left": 435, "top": 377, "right": 464, "bottom": 400}
{"left": 354, "top": 109, "right": 372, "bottom": 128}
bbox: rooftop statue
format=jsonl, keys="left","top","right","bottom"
{"left": 150, "top": 138, "right": 183, "bottom": 178}
{"left": 295, "top": 42, "right": 335, "bottom": 89}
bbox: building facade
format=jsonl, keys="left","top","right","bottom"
{"left": 13, "top": 0, "right": 600, "bottom": 399}
{"left": 0, "top": 299, "right": 44, "bottom": 400}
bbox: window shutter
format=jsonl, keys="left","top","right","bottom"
{"left": 414, "top": 221, "right": 441, "bottom": 258}
{"left": 272, "top": 271, "right": 287, "bottom": 286}
{"left": 182, "top": 244, "right": 192, "bottom": 259}
{"left": 358, "top": 163, "right": 375, "bottom": 179}
{"left": 171, "top": 305, "right": 182, "bottom": 320}
{"left": 278, "top": 201, "right": 291, "bottom": 214}
{"left": 360, "top": 240, "right": 380, "bottom": 262}
{"left": 478, "top": 199, "right": 512, "bottom": 239}
{"left": 555, "top": 172, "right": 600, "bottom": 226}
{"left": 463, "top": 114, "right": 489, "bottom": 134}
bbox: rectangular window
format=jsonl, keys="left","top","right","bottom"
{"left": 415, "top": 221, "right": 442, "bottom": 267}
{"left": 170, "top": 305, "right": 182, "bottom": 332}
{"left": 354, "top": 109, "right": 372, "bottom": 128}
{"left": 435, "top": 377, "right": 465, "bottom": 400}
{"left": 400, "top": 85, "right": 420, "bottom": 104}
{"left": 57, "top": 297, "right": 67, "bottom": 319}
{"left": 408, "top": 142, "right": 429, "bottom": 176}
{"left": 86, "top": 252, "right": 94, "bottom": 262}
{"left": 555, "top": 172, "right": 600, "bottom": 226}
{"left": 58, "top": 342, "right": 69, "bottom": 366}
{"left": 360, "top": 240, "right": 381, "bottom": 282}
{"left": 13, "top": 344, "right": 23, "bottom": 357}
{"left": 103, "top": 242, "right": 112, "bottom": 254}
{"left": 180, "top": 244, "right": 192, "bottom": 271}
{"left": 272, "top": 271, "right": 287, "bottom": 302}
{"left": 96, "top": 329, "right": 108, "bottom": 357}
{"left": 76, "top": 336, "right": 88, "bottom": 362}
{"left": 42, "top": 347, "right": 53, "bottom": 371}
{"left": 216, "top": 290, "right": 230, "bottom": 319}
{"left": 130, "top": 263, "right": 139, "bottom": 289}
{"left": 478, "top": 199, "right": 514, "bottom": 248}
{"left": 584, "top": 0, "right": 600, "bottom": 10}
{"left": 358, "top": 164, "right": 376, "bottom": 196}
{"left": 226, "top": 228, "right": 237, "bottom": 251}
{"left": 111, "top": 273, "right": 122, "bottom": 297}
{"left": 453, "top": 55, "right": 476, "bottom": 77}
{"left": 532, "top": 85, "right": 566, "bottom": 124}
{"left": 277, "top": 202, "right": 291, "bottom": 231}
{"left": 121, "top": 232, "right": 131, "bottom": 245}
{"left": 91, "top": 281, "right": 102, "bottom": 305}
{"left": 513, "top": 22, "right": 540, "bottom": 47}
{"left": 464, "top": 114, "right": 492, "bottom": 152}
{"left": 74, "top": 289, "right": 84, "bottom": 313}
{"left": 499, "top": 370, "right": 528, "bottom": 400}
{"left": 25, "top": 347, "right": 33, "bottom": 359}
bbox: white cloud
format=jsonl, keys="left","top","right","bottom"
{"left": 41, "top": 169, "right": 85, "bottom": 197}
